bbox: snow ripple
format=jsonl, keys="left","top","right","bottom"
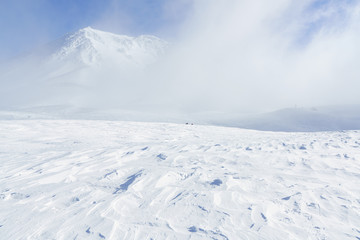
{"left": 0, "top": 120, "right": 359, "bottom": 239}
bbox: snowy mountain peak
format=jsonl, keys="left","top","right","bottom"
{"left": 0, "top": 27, "right": 168, "bottom": 109}
{"left": 52, "top": 27, "right": 168, "bottom": 66}
{"left": 79, "top": 26, "right": 95, "bottom": 32}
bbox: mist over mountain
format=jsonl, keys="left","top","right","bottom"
{"left": 0, "top": 27, "right": 167, "bottom": 110}
{"left": 1, "top": 27, "right": 360, "bottom": 131}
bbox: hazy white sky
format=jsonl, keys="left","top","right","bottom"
{"left": 156, "top": 0, "right": 360, "bottom": 113}
{"left": 1, "top": 0, "right": 360, "bottom": 115}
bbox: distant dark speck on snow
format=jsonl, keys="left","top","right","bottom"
{"left": 157, "top": 154, "right": 167, "bottom": 160}
{"left": 188, "top": 226, "right": 197, "bottom": 232}
{"left": 210, "top": 179, "right": 223, "bottom": 186}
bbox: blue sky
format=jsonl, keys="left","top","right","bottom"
{"left": 0, "top": 0, "right": 191, "bottom": 60}
{"left": 0, "top": 0, "right": 357, "bottom": 60}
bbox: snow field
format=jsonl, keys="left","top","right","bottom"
{"left": 0, "top": 120, "right": 360, "bottom": 239}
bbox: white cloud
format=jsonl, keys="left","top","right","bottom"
{"left": 2, "top": 0, "right": 360, "bottom": 119}
{"left": 148, "top": 0, "right": 360, "bottom": 114}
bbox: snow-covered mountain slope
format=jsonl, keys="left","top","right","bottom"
{"left": 1, "top": 120, "right": 360, "bottom": 239}
{"left": 52, "top": 27, "right": 167, "bottom": 66}
{"left": 0, "top": 27, "right": 167, "bottom": 109}
{"left": 211, "top": 105, "right": 360, "bottom": 132}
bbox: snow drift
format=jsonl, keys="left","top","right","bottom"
{"left": 0, "top": 120, "right": 359, "bottom": 239}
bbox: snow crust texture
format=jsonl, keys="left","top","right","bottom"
{"left": 1, "top": 120, "right": 360, "bottom": 239}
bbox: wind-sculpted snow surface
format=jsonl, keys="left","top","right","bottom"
{"left": 0, "top": 120, "right": 360, "bottom": 239}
